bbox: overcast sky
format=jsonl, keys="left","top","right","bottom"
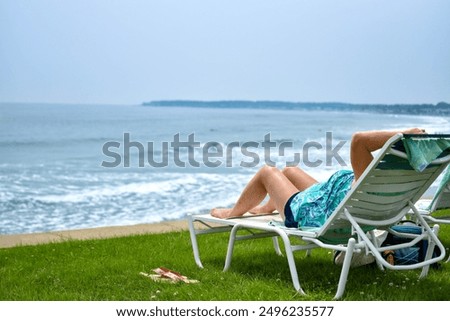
{"left": 1, "top": 0, "right": 449, "bottom": 105}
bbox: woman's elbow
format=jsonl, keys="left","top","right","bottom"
{"left": 351, "top": 131, "right": 366, "bottom": 147}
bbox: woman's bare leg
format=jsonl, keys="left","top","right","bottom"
{"left": 211, "top": 166, "right": 299, "bottom": 219}
{"left": 249, "top": 167, "right": 318, "bottom": 214}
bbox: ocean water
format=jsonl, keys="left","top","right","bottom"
{"left": 0, "top": 103, "right": 449, "bottom": 235}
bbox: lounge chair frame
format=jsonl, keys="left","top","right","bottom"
{"left": 187, "top": 134, "right": 450, "bottom": 299}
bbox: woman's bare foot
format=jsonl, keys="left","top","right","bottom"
{"left": 249, "top": 204, "right": 276, "bottom": 214}
{"left": 210, "top": 208, "right": 235, "bottom": 219}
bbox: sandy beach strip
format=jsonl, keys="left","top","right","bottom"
{"left": 0, "top": 220, "right": 190, "bottom": 249}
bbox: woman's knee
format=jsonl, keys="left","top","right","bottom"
{"left": 260, "top": 165, "right": 280, "bottom": 176}
{"left": 281, "top": 166, "right": 299, "bottom": 176}
{"left": 351, "top": 131, "right": 364, "bottom": 145}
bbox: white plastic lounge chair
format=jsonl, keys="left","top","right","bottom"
{"left": 187, "top": 133, "right": 450, "bottom": 299}
{"left": 430, "top": 178, "right": 450, "bottom": 212}
{"left": 414, "top": 165, "right": 450, "bottom": 224}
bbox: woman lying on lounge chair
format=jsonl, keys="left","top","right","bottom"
{"left": 211, "top": 128, "right": 426, "bottom": 228}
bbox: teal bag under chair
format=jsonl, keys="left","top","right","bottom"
{"left": 381, "top": 223, "right": 441, "bottom": 268}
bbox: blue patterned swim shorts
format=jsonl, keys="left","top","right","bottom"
{"left": 285, "top": 169, "right": 354, "bottom": 228}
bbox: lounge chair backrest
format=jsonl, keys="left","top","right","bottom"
{"left": 318, "top": 134, "right": 450, "bottom": 239}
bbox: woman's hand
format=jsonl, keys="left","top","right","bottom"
{"left": 403, "top": 128, "right": 426, "bottom": 135}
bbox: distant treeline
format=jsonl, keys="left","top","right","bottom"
{"left": 143, "top": 100, "right": 450, "bottom": 116}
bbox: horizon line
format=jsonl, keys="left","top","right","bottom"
{"left": 143, "top": 99, "right": 450, "bottom": 106}
{"left": 1, "top": 99, "right": 449, "bottom": 106}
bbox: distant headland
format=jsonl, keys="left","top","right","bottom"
{"left": 142, "top": 100, "right": 450, "bottom": 116}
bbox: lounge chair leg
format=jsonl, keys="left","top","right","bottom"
{"left": 223, "top": 224, "right": 240, "bottom": 272}
{"left": 187, "top": 216, "right": 204, "bottom": 268}
{"left": 334, "top": 238, "right": 356, "bottom": 300}
{"left": 419, "top": 224, "right": 440, "bottom": 279}
{"left": 275, "top": 231, "right": 306, "bottom": 295}
{"left": 272, "top": 237, "right": 283, "bottom": 256}
{"left": 224, "top": 224, "right": 305, "bottom": 295}
{"left": 369, "top": 230, "right": 384, "bottom": 271}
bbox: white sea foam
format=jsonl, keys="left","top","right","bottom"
{"left": 33, "top": 175, "right": 197, "bottom": 203}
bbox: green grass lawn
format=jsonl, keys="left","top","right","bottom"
{"left": 1, "top": 210, "right": 450, "bottom": 301}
